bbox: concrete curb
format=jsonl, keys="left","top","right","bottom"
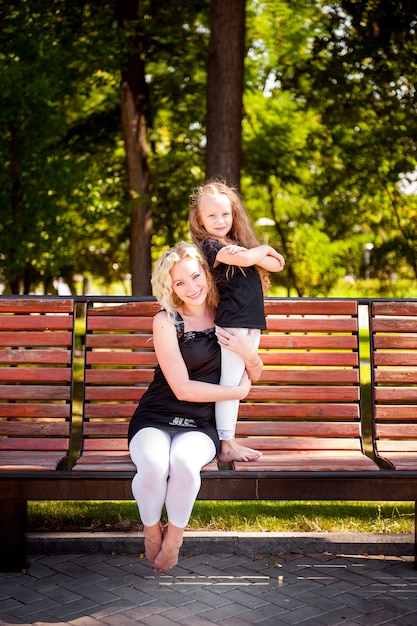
{"left": 28, "top": 531, "right": 415, "bottom": 558}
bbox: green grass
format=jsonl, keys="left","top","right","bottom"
{"left": 28, "top": 500, "right": 414, "bottom": 534}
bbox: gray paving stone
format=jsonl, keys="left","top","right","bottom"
{"left": 1, "top": 543, "right": 417, "bottom": 626}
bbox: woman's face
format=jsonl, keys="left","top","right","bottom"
{"left": 170, "top": 257, "right": 208, "bottom": 306}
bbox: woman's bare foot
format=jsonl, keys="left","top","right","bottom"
{"left": 143, "top": 523, "right": 163, "bottom": 563}
{"left": 153, "top": 523, "right": 184, "bottom": 573}
{"left": 217, "top": 439, "right": 262, "bottom": 463}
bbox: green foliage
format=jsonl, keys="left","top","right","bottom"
{"left": 0, "top": 0, "right": 126, "bottom": 293}
{"left": 1, "top": 0, "right": 416, "bottom": 295}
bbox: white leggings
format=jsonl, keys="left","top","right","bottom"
{"left": 129, "top": 427, "right": 216, "bottom": 528}
{"left": 215, "top": 327, "right": 261, "bottom": 441}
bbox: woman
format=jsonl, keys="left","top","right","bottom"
{"left": 128, "top": 241, "right": 263, "bottom": 573}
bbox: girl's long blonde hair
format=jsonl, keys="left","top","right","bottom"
{"left": 189, "top": 179, "right": 270, "bottom": 293}
{"left": 151, "top": 241, "right": 219, "bottom": 323}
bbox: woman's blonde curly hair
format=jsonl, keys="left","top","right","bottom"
{"left": 189, "top": 179, "right": 271, "bottom": 293}
{"left": 151, "top": 241, "right": 219, "bottom": 324}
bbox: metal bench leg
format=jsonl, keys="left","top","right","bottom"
{"left": 415, "top": 502, "right": 417, "bottom": 571}
{"left": 0, "top": 498, "right": 28, "bottom": 572}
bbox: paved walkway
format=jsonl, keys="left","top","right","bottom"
{"left": 1, "top": 534, "right": 417, "bottom": 625}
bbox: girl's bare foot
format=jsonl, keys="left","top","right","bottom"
{"left": 218, "top": 439, "right": 262, "bottom": 463}
{"left": 143, "top": 523, "right": 163, "bottom": 563}
{"left": 153, "top": 523, "right": 184, "bottom": 573}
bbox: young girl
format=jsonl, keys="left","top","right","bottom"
{"left": 190, "top": 180, "right": 285, "bottom": 463}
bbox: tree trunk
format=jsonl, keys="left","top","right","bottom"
{"left": 206, "top": 0, "right": 245, "bottom": 189}
{"left": 118, "top": 0, "right": 152, "bottom": 295}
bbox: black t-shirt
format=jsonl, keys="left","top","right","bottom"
{"left": 201, "top": 238, "right": 266, "bottom": 329}
{"left": 128, "top": 314, "right": 220, "bottom": 454}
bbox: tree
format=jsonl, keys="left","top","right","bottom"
{"left": 0, "top": 0, "right": 124, "bottom": 294}
{"left": 206, "top": 0, "right": 245, "bottom": 188}
{"left": 118, "top": 0, "right": 151, "bottom": 295}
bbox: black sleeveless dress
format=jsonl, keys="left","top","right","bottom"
{"left": 128, "top": 314, "right": 221, "bottom": 455}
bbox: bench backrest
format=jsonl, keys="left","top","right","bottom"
{"left": 0, "top": 297, "right": 75, "bottom": 471}
{"left": 74, "top": 297, "right": 376, "bottom": 472}
{"left": 370, "top": 300, "right": 417, "bottom": 470}
{"left": 73, "top": 299, "right": 160, "bottom": 471}
{"left": 233, "top": 299, "right": 376, "bottom": 471}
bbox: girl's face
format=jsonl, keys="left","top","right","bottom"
{"left": 198, "top": 193, "right": 233, "bottom": 239}
{"left": 170, "top": 257, "right": 208, "bottom": 306}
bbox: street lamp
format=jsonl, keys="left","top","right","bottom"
{"left": 256, "top": 217, "right": 275, "bottom": 244}
{"left": 364, "top": 243, "right": 374, "bottom": 280}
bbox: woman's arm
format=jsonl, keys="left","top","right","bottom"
{"left": 216, "top": 244, "right": 285, "bottom": 273}
{"left": 216, "top": 327, "right": 263, "bottom": 382}
{"left": 152, "top": 312, "right": 251, "bottom": 402}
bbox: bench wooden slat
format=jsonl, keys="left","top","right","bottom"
{"left": 263, "top": 300, "right": 358, "bottom": 315}
{"left": 0, "top": 317, "right": 73, "bottom": 330}
{"left": 0, "top": 386, "right": 71, "bottom": 401}
{"left": 0, "top": 422, "right": 70, "bottom": 436}
{"left": 372, "top": 301, "right": 417, "bottom": 316}
{"left": 87, "top": 301, "right": 160, "bottom": 317}
{"left": 0, "top": 451, "right": 68, "bottom": 470}
{"left": 372, "top": 319, "right": 417, "bottom": 333}
{"left": 374, "top": 370, "right": 417, "bottom": 383}
{"left": 84, "top": 405, "right": 136, "bottom": 419}
{"left": 0, "top": 332, "right": 73, "bottom": 347}
{"left": 260, "top": 335, "right": 358, "bottom": 349}
{"left": 88, "top": 316, "right": 154, "bottom": 331}
{"left": 86, "top": 335, "right": 154, "bottom": 349}
{"left": 0, "top": 368, "right": 72, "bottom": 383}
{"left": 259, "top": 369, "right": 359, "bottom": 383}
{"left": 0, "top": 297, "right": 74, "bottom": 313}
{"left": 261, "top": 353, "right": 359, "bottom": 367}
{"left": 265, "top": 318, "right": 358, "bottom": 333}
{"left": 374, "top": 354, "right": 417, "bottom": 367}
{"left": 374, "top": 335, "right": 417, "bottom": 349}
{"left": 248, "top": 386, "right": 359, "bottom": 401}
{"left": 375, "top": 424, "right": 417, "bottom": 439}
{"left": 73, "top": 457, "right": 135, "bottom": 474}
{"left": 87, "top": 352, "right": 156, "bottom": 366}
{"left": 0, "top": 404, "right": 71, "bottom": 418}
{"left": 374, "top": 388, "right": 417, "bottom": 402}
{"left": 86, "top": 370, "right": 155, "bottom": 384}
{"left": 0, "top": 349, "right": 72, "bottom": 365}
{"left": 235, "top": 421, "right": 361, "bottom": 437}
{"left": 238, "top": 403, "right": 359, "bottom": 418}
{"left": 0, "top": 438, "right": 69, "bottom": 451}
{"left": 374, "top": 406, "right": 417, "bottom": 420}
{"left": 85, "top": 388, "right": 146, "bottom": 401}
{"left": 82, "top": 439, "right": 129, "bottom": 450}
{"left": 232, "top": 437, "right": 362, "bottom": 451}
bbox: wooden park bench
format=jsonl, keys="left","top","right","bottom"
{"left": 0, "top": 296, "right": 75, "bottom": 570}
{"left": 1, "top": 295, "right": 417, "bottom": 572}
